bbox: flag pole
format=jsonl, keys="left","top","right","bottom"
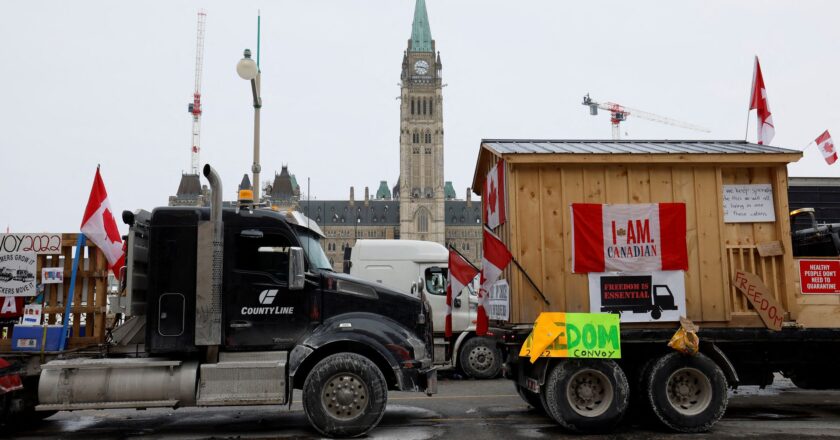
{"left": 59, "top": 233, "right": 85, "bottom": 351}
{"left": 743, "top": 110, "right": 751, "bottom": 142}
{"left": 448, "top": 244, "right": 479, "bottom": 273}
{"left": 510, "top": 257, "right": 550, "bottom": 306}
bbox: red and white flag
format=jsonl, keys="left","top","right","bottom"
{"left": 483, "top": 159, "right": 506, "bottom": 229}
{"left": 571, "top": 203, "right": 687, "bottom": 273}
{"left": 80, "top": 168, "right": 125, "bottom": 280}
{"left": 749, "top": 56, "right": 775, "bottom": 145}
{"left": 816, "top": 130, "right": 837, "bottom": 165}
{"left": 446, "top": 249, "right": 479, "bottom": 339}
{"left": 478, "top": 226, "right": 512, "bottom": 335}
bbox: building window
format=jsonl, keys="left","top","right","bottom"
{"left": 411, "top": 99, "right": 415, "bottom": 115}
{"left": 430, "top": 99, "right": 433, "bottom": 115}
{"left": 425, "top": 133, "right": 431, "bottom": 143}
{"left": 418, "top": 210, "right": 429, "bottom": 233}
{"left": 422, "top": 99, "right": 427, "bottom": 115}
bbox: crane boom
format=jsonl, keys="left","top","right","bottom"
{"left": 583, "top": 94, "right": 709, "bottom": 140}
{"left": 188, "top": 10, "right": 207, "bottom": 175}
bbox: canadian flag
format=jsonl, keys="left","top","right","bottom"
{"left": 817, "top": 130, "right": 837, "bottom": 165}
{"left": 483, "top": 159, "right": 506, "bottom": 229}
{"left": 571, "top": 203, "right": 687, "bottom": 273}
{"left": 80, "top": 168, "right": 125, "bottom": 280}
{"left": 749, "top": 56, "right": 775, "bottom": 146}
{"left": 446, "top": 249, "right": 479, "bottom": 340}
{"left": 478, "top": 226, "right": 512, "bottom": 335}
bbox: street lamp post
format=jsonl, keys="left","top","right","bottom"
{"left": 236, "top": 49, "right": 262, "bottom": 202}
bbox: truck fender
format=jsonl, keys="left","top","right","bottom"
{"left": 288, "top": 312, "right": 421, "bottom": 396}
{"left": 700, "top": 342, "right": 740, "bottom": 387}
{"left": 450, "top": 330, "right": 473, "bottom": 367}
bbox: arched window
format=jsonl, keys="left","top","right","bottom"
{"left": 430, "top": 99, "right": 433, "bottom": 115}
{"left": 417, "top": 209, "right": 429, "bottom": 233}
{"left": 411, "top": 99, "right": 415, "bottom": 115}
{"left": 425, "top": 133, "right": 432, "bottom": 143}
{"left": 422, "top": 99, "right": 427, "bottom": 115}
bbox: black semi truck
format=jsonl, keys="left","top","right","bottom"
{"left": 1, "top": 165, "right": 436, "bottom": 438}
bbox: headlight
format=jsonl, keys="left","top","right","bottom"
{"left": 407, "top": 336, "right": 427, "bottom": 361}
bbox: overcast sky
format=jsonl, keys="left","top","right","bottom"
{"left": 2, "top": 0, "right": 839, "bottom": 233}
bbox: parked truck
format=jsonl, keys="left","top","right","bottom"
{"left": 0, "top": 165, "right": 436, "bottom": 438}
{"left": 472, "top": 139, "right": 840, "bottom": 434}
{"left": 345, "top": 240, "right": 503, "bottom": 379}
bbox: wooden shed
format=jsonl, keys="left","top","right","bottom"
{"left": 471, "top": 139, "right": 816, "bottom": 329}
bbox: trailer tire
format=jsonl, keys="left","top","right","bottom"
{"left": 514, "top": 384, "right": 545, "bottom": 413}
{"left": 459, "top": 337, "right": 502, "bottom": 379}
{"left": 302, "top": 353, "right": 388, "bottom": 438}
{"left": 543, "top": 359, "right": 629, "bottom": 433}
{"left": 645, "top": 352, "right": 727, "bottom": 433}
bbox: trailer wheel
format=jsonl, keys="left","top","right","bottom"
{"left": 514, "top": 383, "right": 545, "bottom": 413}
{"left": 543, "top": 359, "right": 629, "bottom": 433}
{"left": 459, "top": 337, "right": 502, "bottom": 379}
{"left": 302, "top": 353, "right": 388, "bottom": 438}
{"left": 645, "top": 352, "right": 727, "bottom": 433}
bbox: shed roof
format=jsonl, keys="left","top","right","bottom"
{"left": 473, "top": 139, "right": 802, "bottom": 194}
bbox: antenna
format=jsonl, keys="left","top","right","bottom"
{"left": 307, "top": 177, "right": 311, "bottom": 266}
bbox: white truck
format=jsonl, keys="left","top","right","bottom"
{"left": 346, "top": 240, "right": 503, "bottom": 379}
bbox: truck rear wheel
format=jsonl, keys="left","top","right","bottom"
{"left": 302, "top": 353, "right": 388, "bottom": 438}
{"left": 645, "top": 352, "right": 727, "bottom": 433}
{"left": 543, "top": 359, "right": 629, "bottom": 433}
{"left": 459, "top": 337, "right": 502, "bottom": 379}
{"left": 514, "top": 383, "right": 545, "bottom": 413}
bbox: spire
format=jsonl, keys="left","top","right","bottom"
{"left": 410, "top": 0, "right": 433, "bottom": 53}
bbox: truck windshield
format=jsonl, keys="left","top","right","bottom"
{"left": 296, "top": 232, "right": 333, "bottom": 271}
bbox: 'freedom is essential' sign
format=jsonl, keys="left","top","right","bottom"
{"left": 519, "top": 312, "right": 621, "bottom": 362}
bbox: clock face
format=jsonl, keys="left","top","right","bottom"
{"left": 414, "top": 60, "right": 429, "bottom": 75}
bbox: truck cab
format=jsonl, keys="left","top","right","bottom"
{"left": 33, "top": 166, "right": 435, "bottom": 438}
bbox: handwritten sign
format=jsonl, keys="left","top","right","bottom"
{"left": 798, "top": 259, "right": 840, "bottom": 294}
{"left": 723, "top": 184, "right": 776, "bottom": 223}
{"left": 757, "top": 241, "right": 784, "bottom": 257}
{"left": 0, "top": 234, "right": 62, "bottom": 255}
{"left": 732, "top": 271, "right": 785, "bottom": 330}
{"left": 0, "top": 251, "right": 37, "bottom": 297}
{"left": 487, "top": 280, "right": 509, "bottom": 321}
{"left": 42, "top": 267, "right": 64, "bottom": 284}
{"left": 22, "top": 304, "right": 43, "bottom": 325}
{"left": 519, "top": 312, "right": 621, "bottom": 362}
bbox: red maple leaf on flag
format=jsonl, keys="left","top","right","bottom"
{"left": 824, "top": 142, "right": 835, "bottom": 155}
{"left": 488, "top": 181, "right": 497, "bottom": 215}
{"left": 102, "top": 208, "right": 121, "bottom": 245}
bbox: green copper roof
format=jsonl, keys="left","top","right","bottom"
{"left": 410, "top": 0, "right": 433, "bottom": 52}
{"left": 444, "top": 181, "right": 456, "bottom": 200}
{"left": 376, "top": 181, "right": 391, "bottom": 199}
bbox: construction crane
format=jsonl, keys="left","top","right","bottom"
{"left": 187, "top": 10, "right": 207, "bottom": 175}
{"left": 582, "top": 94, "right": 710, "bottom": 140}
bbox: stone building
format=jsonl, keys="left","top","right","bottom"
{"left": 169, "top": 0, "right": 482, "bottom": 271}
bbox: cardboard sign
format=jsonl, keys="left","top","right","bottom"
{"left": 0, "top": 234, "right": 62, "bottom": 255}
{"left": 723, "top": 184, "right": 776, "bottom": 223}
{"left": 487, "top": 279, "right": 509, "bottom": 321}
{"left": 41, "top": 267, "right": 64, "bottom": 284}
{"left": 798, "top": 260, "right": 840, "bottom": 294}
{"left": 588, "top": 271, "right": 686, "bottom": 323}
{"left": 519, "top": 312, "right": 621, "bottom": 362}
{"left": 757, "top": 241, "right": 784, "bottom": 257}
{"left": 22, "top": 303, "right": 43, "bottom": 325}
{"left": 0, "top": 251, "right": 37, "bottom": 297}
{"left": 0, "top": 296, "right": 24, "bottom": 318}
{"left": 733, "top": 271, "right": 785, "bottom": 331}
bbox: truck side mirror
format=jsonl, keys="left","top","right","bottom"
{"left": 289, "top": 247, "right": 305, "bottom": 290}
{"left": 416, "top": 276, "right": 425, "bottom": 294}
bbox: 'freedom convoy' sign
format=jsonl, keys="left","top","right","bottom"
{"left": 0, "top": 234, "right": 62, "bottom": 255}
{"left": 519, "top": 312, "right": 621, "bottom": 362}
{"left": 798, "top": 260, "right": 840, "bottom": 294}
{"left": 0, "top": 251, "right": 38, "bottom": 296}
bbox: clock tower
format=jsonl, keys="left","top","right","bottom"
{"left": 399, "top": 0, "right": 445, "bottom": 244}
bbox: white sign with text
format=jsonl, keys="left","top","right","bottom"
{"left": 723, "top": 184, "right": 775, "bottom": 223}
{"left": 487, "top": 279, "right": 510, "bottom": 321}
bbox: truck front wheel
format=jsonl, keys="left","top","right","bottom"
{"left": 543, "top": 359, "right": 629, "bottom": 433}
{"left": 645, "top": 352, "right": 727, "bottom": 433}
{"left": 459, "top": 337, "right": 502, "bottom": 379}
{"left": 302, "top": 353, "right": 388, "bottom": 438}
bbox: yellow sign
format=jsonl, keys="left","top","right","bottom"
{"left": 519, "top": 312, "right": 621, "bottom": 362}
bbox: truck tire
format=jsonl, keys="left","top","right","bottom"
{"left": 515, "top": 383, "right": 545, "bottom": 413}
{"left": 302, "top": 353, "right": 388, "bottom": 438}
{"left": 459, "top": 337, "right": 502, "bottom": 379}
{"left": 543, "top": 359, "right": 629, "bottom": 433}
{"left": 645, "top": 352, "right": 727, "bottom": 433}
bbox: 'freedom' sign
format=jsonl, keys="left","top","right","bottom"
{"left": 519, "top": 312, "right": 621, "bottom": 362}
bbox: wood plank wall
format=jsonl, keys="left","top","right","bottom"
{"left": 506, "top": 162, "right": 795, "bottom": 327}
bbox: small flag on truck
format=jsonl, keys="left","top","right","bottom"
{"left": 80, "top": 167, "right": 125, "bottom": 279}
{"left": 479, "top": 226, "right": 512, "bottom": 335}
{"left": 816, "top": 130, "right": 837, "bottom": 165}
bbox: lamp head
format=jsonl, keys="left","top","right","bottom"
{"left": 237, "top": 49, "right": 258, "bottom": 80}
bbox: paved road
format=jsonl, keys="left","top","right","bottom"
{"left": 9, "top": 375, "right": 840, "bottom": 439}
